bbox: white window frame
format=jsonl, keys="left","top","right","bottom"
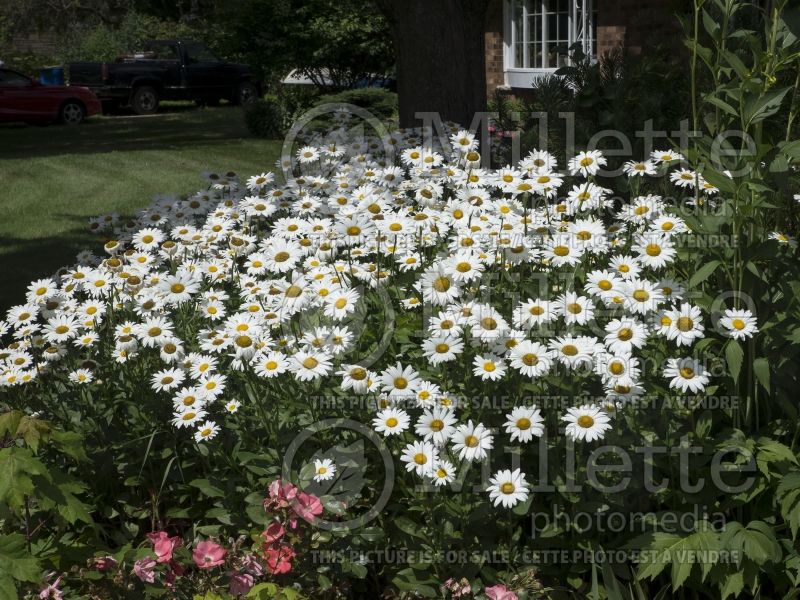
{"left": 503, "top": 0, "right": 596, "bottom": 89}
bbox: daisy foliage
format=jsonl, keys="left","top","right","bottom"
{"left": 0, "top": 123, "right": 762, "bottom": 511}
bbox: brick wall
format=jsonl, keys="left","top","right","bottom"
{"left": 485, "top": 0, "right": 506, "bottom": 95}
{"left": 597, "top": 0, "right": 684, "bottom": 57}
{"left": 485, "top": 0, "right": 684, "bottom": 96}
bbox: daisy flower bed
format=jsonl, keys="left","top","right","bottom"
{"left": 1, "top": 117, "right": 795, "bottom": 600}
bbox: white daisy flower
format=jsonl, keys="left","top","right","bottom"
{"left": 504, "top": 406, "right": 544, "bottom": 442}
{"left": 313, "top": 458, "right": 337, "bottom": 482}
{"left": 562, "top": 405, "right": 612, "bottom": 442}
{"left": 451, "top": 421, "right": 493, "bottom": 462}
{"left": 372, "top": 407, "right": 410, "bottom": 436}
{"left": 487, "top": 468, "right": 530, "bottom": 508}
{"left": 719, "top": 309, "right": 758, "bottom": 340}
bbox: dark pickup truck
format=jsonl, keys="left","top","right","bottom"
{"left": 68, "top": 39, "right": 260, "bottom": 114}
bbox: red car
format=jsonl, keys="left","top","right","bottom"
{"left": 0, "top": 68, "right": 101, "bottom": 125}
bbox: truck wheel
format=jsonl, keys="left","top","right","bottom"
{"left": 131, "top": 86, "right": 160, "bottom": 115}
{"left": 234, "top": 81, "right": 258, "bottom": 106}
{"left": 60, "top": 101, "right": 86, "bottom": 125}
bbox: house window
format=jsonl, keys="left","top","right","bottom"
{"left": 505, "top": 0, "right": 596, "bottom": 83}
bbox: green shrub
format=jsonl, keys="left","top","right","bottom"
{"left": 277, "top": 84, "right": 322, "bottom": 123}
{"left": 59, "top": 12, "right": 200, "bottom": 63}
{"left": 243, "top": 95, "right": 288, "bottom": 139}
{"left": 315, "top": 87, "right": 397, "bottom": 121}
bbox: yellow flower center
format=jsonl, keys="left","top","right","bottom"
{"left": 285, "top": 285, "right": 303, "bottom": 298}
{"left": 611, "top": 327, "right": 632, "bottom": 343}
{"left": 481, "top": 317, "right": 497, "bottom": 330}
{"left": 500, "top": 482, "right": 516, "bottom": 494}
{"left": 567, "top": 302, "right": 583, "bottom": 314}
{"left": 577, "top": 415, "right": 595, "bottom": 428}
{"left": 432, "top": 277, "right": 451, "bottom": 293}
{"left": 516, "top": 417, "right": 531, "bottom": 430}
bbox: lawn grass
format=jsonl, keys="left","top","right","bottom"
{"left": 0, "top": 104, "right": 282, "bottom": 313}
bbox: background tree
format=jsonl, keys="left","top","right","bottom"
{"left": 374, "top": 0, "right": 491, "bottom": 128}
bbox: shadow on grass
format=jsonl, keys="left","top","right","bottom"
{"left": 0, "top": 225, "right": 105, "bottom": 315}
{"left": 0, "top": 104, "right": 256, "bottom": 160}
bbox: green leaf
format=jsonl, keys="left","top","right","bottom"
{"left": 0, "top": 533, "right": 41, "bottom": 584}
{"left": 0, "top": 574, "right": 18, "bottom": 600}
{"left": 722, "top": 521, "right": 782, "bottom": 566}
{"left": 704, "top": 95, "right": 738, "bottom": 117}
{"left": 341, "top": 559, "right": 368, "bottom": 579}
{"left": 50, "top": 430, "right": 88, "bottom": 462}
{"left": 601, "top": 560, "right": 626, "bottom": 600}
{"left": 743, "top": 87, "right": 791, "bottom": 127}
{"left": 719, "top": 570, "right": 745, "bottom": 600}
{"left": 725, "top": 339, "right": 744, "bottom": 384}
{"left": 188, "top": 479, "right": 225, "bottom": 498}
{"left": 392, "top": 568, "right": 438, "bottom": 597}
{"left": 689, "top": 260, "right": 721, "bottom": 288}
{"left": 0, "top": 412, "right": 23, "bottom": 438}
{"left": 358, "top": 527, "right": 384, "bottom": 542}
{"left": 15, "top": 416, "right": 51, "bottom": 453}
{"left": 777, "top": 471, "right": 800, "bottom": 538}
{"left": 753, "top": 358, "right": 771, "bottom": 394}
{"left": 721, "top": 49, "right": 749, "bottom": 79}
{"left": 0, "top": 448, "right": 46, "bottom": 511}
{"left": 393, "top": 516, "right": 425, "bottom": 539}
{"left": 246, "top": 583, "right": 279, "bottom": 599}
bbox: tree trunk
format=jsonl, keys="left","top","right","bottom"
{"left": 377, "top": 0, "right": 491, "bottom": 129}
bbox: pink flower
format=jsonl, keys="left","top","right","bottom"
{"left": 485, "top": 584, "right": 518, "bottom": 600}
{"left": 263, "top": 542, "right": 296, "bottom": 575}
{"left": 293, "top": 491, "right": 323, "bottom": 521}
{"left": 266, "top": 480, "right": 298, "bottom": 509}
{"left": 147, "top": 531, "right": 181, "bottom": 563}
{"left": 92, "top": 556, "right": 118, "bottom": 572}
{"left": 192, "top": 540, "right": 228, "bottom": 569}
{"left": 262, "top": 521, "right": 285, "bottom": 544}
{"left": 229, "top": 572, "right": 255, "bottom": 596}
{"left": 38, "top": 575, "right": 63, "bottom": 600}
{"left": 240, "top": 553, "right": 264, "bottom": 576}
{"left": 133, "top": 557, "right": 157, "bottom": 583}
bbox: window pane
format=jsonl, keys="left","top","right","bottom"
{"left": 528, "top": 10, "right": 542, "bottom": 68}
{"left": 558, "top": 12, "right": 568, "bottom": 39}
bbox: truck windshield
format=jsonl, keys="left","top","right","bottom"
{"left": 184, "top": 43, "right": 220, "bottom": 64}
